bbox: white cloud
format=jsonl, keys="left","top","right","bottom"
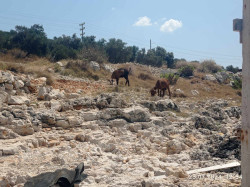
{"left": 111, "top": 7, "right": 116, "bottom": 11}
{"left": 133, "top": 16, "right": 152, "bottom": 26}
{"left": 160, "top": 19, "right": 182, "bottom": 32}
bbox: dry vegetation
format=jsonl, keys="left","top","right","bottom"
{"left": 0, "top": 55, "right": 241, "bottom": 105}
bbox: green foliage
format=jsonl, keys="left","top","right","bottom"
{"left": 54, "top": 64, "right": 61, "bottom": 73}
{"left": 50, "top": 45, "right": 77, "bottom": 61}
{"left": 178, "top": 65, "right": 194, "bottom": 77}
{"left": 232, "top": 78, "right": 242, "bottom": 89}
{"left": 198, "top": 60, "right": 222, "bottom": 73}
{"left": 226, "top": 65, "right": 240, "bottom": 74}
{"left": 0, "top": 24, "right": 176, "bottom": 67}
{"left": 11, "top": 24, "right": 48, "bottom": 56}
{"left": 136, "top": 46, "right": 174, "bottom": 67}
{"left": 161, "top": 73, "right": 179, "bottom": 85}
{"left": 105, "top": 38, "right": 132, "bottom": 63}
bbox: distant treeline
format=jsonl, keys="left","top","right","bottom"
{"left": 0, "top": 24, "right": 175, "bottom": 67}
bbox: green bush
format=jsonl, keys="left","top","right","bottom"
{"left": 226, "top": 65, "right": 240, "bottom": 74}
{"left": 161, "top": 73, "right": 179, "bottom": 85}
{"left": 232, "top": 78, "right": 242, "bottom": 89}
{"left": 198, "top": 60, "right": 222, "bottom": 73}
{"left": 178, "top": 65, "right": 194, "bottom": 77}
{"left": 50, "top": 45, "right": 77, "bottom": 61}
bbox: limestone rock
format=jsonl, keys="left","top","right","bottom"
{"left": 166, "top": 139, "right": 187, "bottom": 154}
{"left": 89, "top": 61, "right": 100, "bottom": 71}
{"left": 122, "top": 106, "right": 151, "bottom": 122}
{"left": 0, "top": 127, "right": 19, "bottom": 139}
{"left": 8, "top": 96, "right": 30, "bottom": 105}
{"left": 10, "top": 120, "right": 34, "bottom": 136}
{"left": 204, "top": 74, "right": 216, "bottom": 81}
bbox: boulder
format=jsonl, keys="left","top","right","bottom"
{"left": 122, "top": 106, "right": 151, "bottom": 122}
{"left": 193, "top": 115, "right": 219, "bottom": 131}
{"left": 0, "top": 127, "right": 19, "bottom": 139}
{"left": 56, "top": 61, "right": 64, "bottom": 67}
{"left": 37, "top": 86, "right": 51, "bottom": 100}
{"left": 14, "top": 80, "right": 24, "bottom": 89}
{"left": 0, "top": 71, "right": 14, "bottom": 83}
{"left": 204, "top": 74, "right": 216, "bottom": 81}
{"left": 0, "top": 91, "right": 8, "bottom": 105}
{"left": 10, "top": 120, "right": 34, "bottom": 136}
{"left": 48, "top": 89, "right": 65, "bottom": 100}
{"left": 50, "top": 100, "right": 62, "bottom": 111}
{"left": 215, "top": 71, "right": 230, "bottom": 83}
{"left": 82, "top": 111, "right": 99, "bottom": 121}
{"left": 8, "top": 96, "right": 30, "bottom": 105}
{"left": 108, "top": 119, "right": 127, "bottom": 128}
{"left": 89, "top": 61, "right": 100, "bottom": 71}
{"left": 56, "top": 119, "right": 70, "bottom": 129}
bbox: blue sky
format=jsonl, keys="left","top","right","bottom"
{"left": 0, "top": 0, "right": 243, "bottom": 68}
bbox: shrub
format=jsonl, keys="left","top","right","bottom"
{"left": 63, "top": 60, "right": 100, "bottom": 80}
{"left": 175, "top": 60, "right": 200, "bottom": 70}
{"left": 198, "top": 60, "right": 222, "bottom": 73}
{"left": 54, "top": 64, "right": 61, "bottom": 73}
{"left": 5, "top": 63, "right": 25, "bottom": 73}
{"left": 79, "top": 48, "right": 108, "bottom": 63}
{"left": 161, "top": 73, "right": 179, "bottom": 85}
{"left": 9, "top": 48, "right": 27, "bottom": 59}
{"left": 36, "top": 72, "right": 54, "bottom": 85}
{"left": 175, "top": 61, "right": 189, "bottom": 69}
{"left": 138, "top": 73, "right": 153, "bottom": 81}
{"left": 65, "top": 61, "right": 87, "bottom": 71}
{"left": 226, "top": 65, "right": 240, "bottom": 74}
{"left": 178, "top": 65, "right": 194, "bottom": 77}
{"left": 50, "top": 45, "right": 77, "bottom": 61}
{"left": 232, "top": 78, "right": 242, "bottom": 89}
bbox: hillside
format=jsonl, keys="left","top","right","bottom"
{"left": 0, "top": 58, "right": 242, "bottom": 186}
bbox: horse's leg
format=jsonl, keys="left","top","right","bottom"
{"left": 167, "top": 86, "right": 171, "bottom": 99}
{"left": 162, "top": 89, "right": 165, "bottom": 97}
{"left": 116, "top": 78, "right": 119, "bottom": 85}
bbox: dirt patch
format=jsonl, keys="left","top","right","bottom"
{"left": 52, "top": 79, "right": 108, "bottom": 95}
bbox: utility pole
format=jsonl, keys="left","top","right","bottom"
{"left": 233, "top": 1, "right": 250, "bottom": 186}
{"left": 79, "top": 22, "right": 85, "bottom": 42}
{"left": 150, "top": 39, "right": 151, "bottom": 50}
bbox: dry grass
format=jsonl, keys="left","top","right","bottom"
{"left": 0, "top": 58, "right": 55, "bottom": 85}
{"left": 171, "top": 72, "right": 241, "bottom": 105}
{"left": 0, "top": 55, "right": 242, "bottom": 106}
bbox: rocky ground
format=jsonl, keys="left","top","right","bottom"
{"left": 0, "top": 65, "right": 242, "bottom": 187}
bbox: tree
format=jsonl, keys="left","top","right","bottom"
{"left": 105, "top": 38, "right": 130, "bottom": 63}
{"left": 137, "top": 48, "right": 146, "bottom": 63}
{"left": 10, "top": 24, "right": 48, "bottom": 56}
{"left": 165, "top": 52, "right": 175, "bottom": 68}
